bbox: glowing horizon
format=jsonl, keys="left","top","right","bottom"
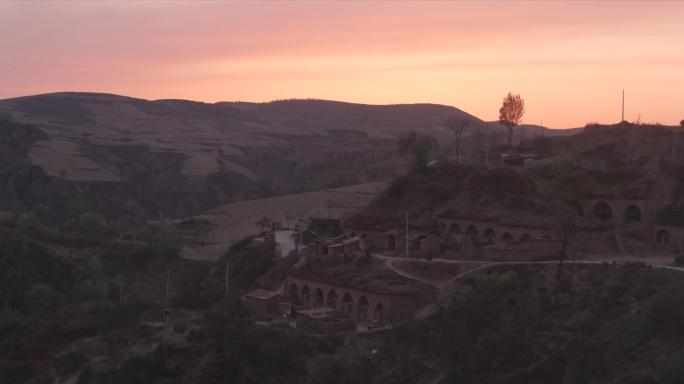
{"left": 1, "top": 1, "right": 683, "bottom": 128}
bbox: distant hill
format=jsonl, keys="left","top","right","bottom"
{"left": 0, "top": 92, "right": 581, "bottom": 227}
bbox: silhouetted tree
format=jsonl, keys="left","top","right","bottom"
{"left": 398, "top": 131, "right": 434, "bottom": 172}
{"left": 446, "top": 115, "right": 469, "bottom": 162}
{"left": 556, "top": 211, "right": 575, "bottom": 281}
{"left": 680, "top": 119, "right": 683, "bottom": 127}
{"left": 499, "top": 92, "right": 525, "bottom": 149}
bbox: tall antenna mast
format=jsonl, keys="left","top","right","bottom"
{"left": 621, "top": 89, "right": 625, "bottom": 122}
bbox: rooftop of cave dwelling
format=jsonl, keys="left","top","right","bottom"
{"left": 290, "top": 257, "right": 431, "bottom": 295}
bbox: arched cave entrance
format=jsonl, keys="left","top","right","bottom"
{"left": 483, "top": 228, "right": 497, "bottom": 244}
{"left": 327, "top": 290, "right": 338, "bottom": 309}
{"left": 656, "top": 229, "right": 671, "bottom": 247}
{"left": 570, "top": 201, "right": 584, "bottom": 217}
{"left": 374, "top": 303, "right": 384, "bottom": 323}
{"left": 500, "top": 232, "right": 514, "bottom": 245}
{"left": 341, "top": 293, "right": 354, "bottom": 318}
{"left": 301, "top": 286, "right": 311, "bottom": 308}
{"left": 313, "top": 288, "right": 324, "bottom": 307}
{"left": 288, "top": 283, "right": 299, "bottom": 305}
{"left": 387, "top": 234, "right": 396, "bottom": 252}
{"left": 450, "top": 223, "right": 462, "bottom": 238}
{"left": 624, "top": 205, "right": 642, "bottom": 223}
{"left": 593, "top": 201, "right": 613, "bottom": 221}
{"left": 357, "top": 296, "right": 369, "bottom": 322}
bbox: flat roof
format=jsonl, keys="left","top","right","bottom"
{"left": 244, "top": 288, "right": 279, "bottom": 300}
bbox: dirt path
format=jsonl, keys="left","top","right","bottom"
{"left": 383, "top": 259, "right": 441, "bottom": 286}
{"left": 374, "top": 253, "right": 684, "bottom": 320}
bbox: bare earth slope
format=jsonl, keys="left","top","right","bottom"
{"left": 0, "top": 93, "right": 465, "bottom": 222}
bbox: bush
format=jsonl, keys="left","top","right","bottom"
{"left": 77, "top": 280, "right": 111, "bottom": 302}
{"left": 0, "top": 303, "right": 22, "bottom": 326}
{"left": 158, "top": 227, "right": 180, "bottom": 251}
{"left": 675, "top": 254, "right": 684, "bottom": 266}
{"left": 87, "top": 256, "right": 104, "bottom": 274}
{"left": 25, "top": 284, "right": 56, "bottom": 314}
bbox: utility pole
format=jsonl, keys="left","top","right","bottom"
{"left": 484, "top": 128, "right": 489, "bottom": 166}
{"left": 165, "top": 265, "right": 170, "bottom": 299}
{"left": 405, "top": 210, "right": 409, "bottom": 258}
{"left": 299, "top": 230, "right": 304, "bottom": 256}
{"left": 224, "top": 260, "right": 230, "bottom": 297}
{"left": 621, "top": 89, "right": 625, "bottom": 122}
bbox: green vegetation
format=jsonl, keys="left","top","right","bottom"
{"left": 398, "top": 131, "right": 435, "bottom": 173}
{"left": 158, "top": 227, "right": 180, "bottom": 250}
{"left": 87, "top": 256, "right": 104, "bottom": 274}
{"left": 0, "top": 303, "right": 22, "bottom": 326}
{"left": 224, "top": 238, "right": 276, "bottom": 289}
{"left": 77, "top": 280, "right": 111, "bottom": 302}
{"left": 392, "top": 264, "right": 684, "bottom": 384}
{"left": 24, "top": 284, "right": 56, "bottom": 314}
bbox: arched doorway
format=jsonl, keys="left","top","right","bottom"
{"left": 593, "top": 201, "right": 612, "bottom": 221}
{"left": 326, "top": 290, "right": 338, "bottom": 309}
{"left": 656, "top": 229, "right": 671, "bottom": 247}
{"left": 313, "top": 288, "right": 324, "bottom": 307}
{"left": 341, "top": 293, "right": 354, "bottom": 317}
{"left": 466, "top": 225, "right": 479, "bottom": 237}
{"left": 301, "top": 286, "right": 311, "bottom": 308}
{"left": 624, "top": 205, "right": 642, "bottom": 223}
{"left": 357, "top": 296, "right": 369, "bottom": 322}
{"left": 483, "top": 228, "right": 496, "bottom": 244}
{"left": 288, "top": 283, "right": 299, "bottom": 305}
{"left": 387, "top": 234, "right": 396, "bottom": 252}
{"left": 450, "top": 223, "right": 462, "bottom": 238}
{"left": 570, "top": 201, "right": 584, "bottom": 217}
{"left": 374, "top": 303, "right": 384, "bottom": 323}
{"left": 500, "top": 232, "right": 514, "bottom": 245}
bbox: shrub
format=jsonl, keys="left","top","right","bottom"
{"left": 0, "top": 303, "right": 22, "bottom": 326}
{"left": 675, "top": 254, "right": 684, "bottom": 266}
{"left": 25, "top": 284, "right": 56, "bottom": 314}
{"left": 77, "top": 280, "right": 111, "bottom": 302}
{"left": 87, "top": 256, "right": 104, "bottom": 274}
{"left": 158, "top": 227, "right": 180, "bottom": 251}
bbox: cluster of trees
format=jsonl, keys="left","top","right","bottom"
{"left": 398, "top": 92, "right": 526, "bottom": 172}
{"left": 392, "top": 265, "right": 684, "bottom": 384}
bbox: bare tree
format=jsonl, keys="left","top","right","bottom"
{"left": 398, "top": 131, "right": 435, "bottom": 172}
{"left": 549, "top": 156, "right": 578, "bottom": 282}
{"left": 499, "top": 92, "right": 525, "bottom": 149}
{"left": 446, "top": 115, "right": 469, "bottom": 162}
{"left": 556, "top": 211, "right": 576, "bottom": 281}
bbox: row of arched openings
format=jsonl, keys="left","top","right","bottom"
{"left": 440, "top": 203, "right": 643, "bottom": 234}
{"left": 575, "top": 201, "right": 642, "bottom": 223}
{"left": 443, "top": 222, "right": 527, "bottom": 245}
{"left": 288, "top": 283, "right": 384, "bottom": 322}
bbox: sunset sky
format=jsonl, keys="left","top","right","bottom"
{"left": 1, "top": 1, "right": 683, "bottom": 128}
